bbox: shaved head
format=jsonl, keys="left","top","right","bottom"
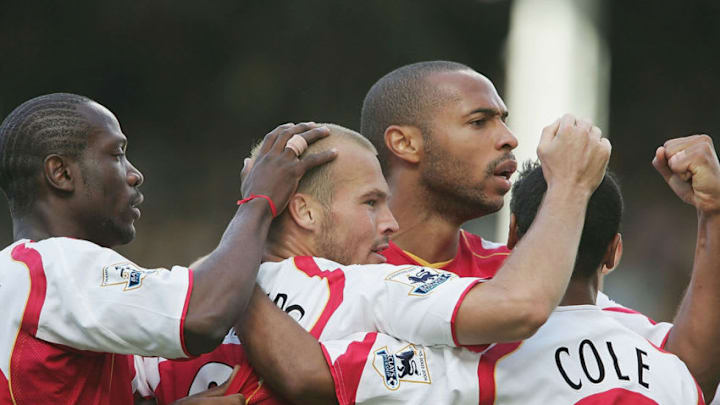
{"left": 360, "top": 61, "right": 473, "bottom": 170}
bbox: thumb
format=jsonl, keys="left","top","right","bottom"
{"left": 223, "top": 393, "right": 246, "bottom": 404}
{"left": 652, "top": 146, "right": 674, "bottom": 184}
{"left": 220, "top": 365, "right": 242, "bottom": 396}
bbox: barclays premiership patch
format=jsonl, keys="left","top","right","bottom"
{"left": 372, "top": 344, "right": 431, "bottom": 390}
{"left": 386, "top": 266, "right": 455, "bottom": 296}
{"left": 101, "top": 262, "right": 157, "bottom": 291}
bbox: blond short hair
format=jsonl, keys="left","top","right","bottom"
{"left": 250, "top": 123, "right": 376, "bottom": 206}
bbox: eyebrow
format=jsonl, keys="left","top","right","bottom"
{"left": 360, "top": 188, "right": 390, "bottom": 200}
{"left": 466, "top": 108, "right": 509, "bottom": 119}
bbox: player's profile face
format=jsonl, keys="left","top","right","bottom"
{"left": 73, "top": 102, "right": 144, "bottom": 247}
{"left": 419, "top": 70, "right": 518, "bottom": 217}
{"left": 315, "top": 143, "right": 398, "bottom": 265}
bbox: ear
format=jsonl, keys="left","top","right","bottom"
{"left": 385, "top": 125, "right": 423, "bottom": 164}
{"left": 287, "top": 193, "right": 324, "bottom": 232}
{"left": 507, "top": 213, "right": 519, "bottom": 249}
{"left": 600, "top": 233, "right": 623, "bottom": 275}
{"left": 43, "top": 154, "right": 76, "bottom": 192}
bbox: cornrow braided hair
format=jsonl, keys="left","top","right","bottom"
{"left": 0, "top": 93, "right": 93, "bottom": 215}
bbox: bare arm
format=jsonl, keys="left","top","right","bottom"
{"left": 183, "top": 123, "right": 337, "bottom": 355}
{"left": 454, "top": 114, "right": 612, "bottom": 345}
{"left": 652, "top": 135, "right": 720, "bottom": 398}
{"left": 240, "top": 286, "right": 337, "bottom": 405}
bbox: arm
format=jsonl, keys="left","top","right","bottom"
{"left": 454, "top": 114, "right": 612, "bottom": 344}
{"left": 184, "top": 123, "right": 337, "bottom": 355}
{"left": 651, "top": 135, "right": 720, "bottom": 398}
{"left": 239, "top": 286, "right": 337, "bottom": 405}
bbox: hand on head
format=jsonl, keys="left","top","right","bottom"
{"left": 652, "top": 135, "right": 720, "bottom": 215}
{"left": 240, "top": 122, "right": 338, "bottom": 216}
{"left": 536, "top": 113, "right": 612, "bottom": 194}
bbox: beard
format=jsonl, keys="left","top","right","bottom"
{"left": 419, "top": 133, "right": 507, "bottom": 223}
{"left": 316, "top": 212, "right": 354, "bottom": 265}
{"left": 98, "top": 217, "right": 136, "bottom": 246}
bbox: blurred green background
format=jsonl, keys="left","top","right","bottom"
{"left": 1, "top": 0, "right": 718, "bottom": 322}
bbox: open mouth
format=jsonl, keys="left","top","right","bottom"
{"left": 493, "top": 159, "right": 517, "bottom": 180}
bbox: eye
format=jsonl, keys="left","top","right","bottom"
{"left": 364, "top": 199, "right": 377, "bottom": 207}
{"left": 470, "top": 118, "right": 487, "bottom": 127}
{"left": 113, "top": 151, "right": 126, "bottom": 160}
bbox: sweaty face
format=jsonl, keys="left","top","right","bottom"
{"left": 315, "top": 143, "right": 399, "bottom": 265}
{"left": 73, "top": 102, "right": 144, "bottom": 247}
{"left": 419, "top": 70, "right": 518, "bottom": 221}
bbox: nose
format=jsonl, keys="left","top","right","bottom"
{"left": 497, "top": 121, "right": 519, "bottom": 151}
{"left": 127, "top": 161, "right": 144, "bottom": 187}
{"left": 379, "top": 205, "right": 400, "bottom": 237}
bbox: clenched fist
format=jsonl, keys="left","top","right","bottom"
{"left": 652, "top": 135, "right": 720, "bottom": 215}
{"left": 537, "top": 114, "right": 612, "bottom": 196}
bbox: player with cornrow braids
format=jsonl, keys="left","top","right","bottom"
{"left": 0, "top": 93, "right": 336, "bottom": 404}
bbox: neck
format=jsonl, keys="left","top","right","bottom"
{"left": 559, "top": 273, "right": 600, "bottom": 306}
{"left": 265, "top": 227, "right": 317, "bottom": 262}
{"left": 387, "top": 170, "right": 465, "bottom": 263}
{"left": 12, "top": 200, "right": 79, "bottom": 242}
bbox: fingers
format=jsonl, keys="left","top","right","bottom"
{"left": 256, "top": 123, "right": 332, "bottom": 161}
{"left": 219, "top": 365, "right": 241, "bottom": 395}
{"left": 298, "top": 125, "right": 331, "bottom": 146}
{"left": 539, "top": 117, "right": 561, "bottom": 145}
{"left": 537, "top": 113, "right": 611, "bottom": 193}
{"left": 258, "top": 123, "right": 295, "bottom": 155}
{"left": 299, "top": 149, "right": 338, "bottom": 172}
{"left": 652, "top": 146, "right": 674, "bottom": 184}
{"left": 556, "top": 114, "right": 577, "bottom": 139}
{"left": 225, "top": 394, "right": 246, "bottom": 404}
{"left": 241, "top": 157, "right": 253, "bottom": 179}
{"left": 271, "top": 122, "right": 322, "bottom": 153}
{"left": 663, "top": 134, "right": 714, "bottom": 158}
{"left": 668, "top": 142, "right": 719, "bottom": 183}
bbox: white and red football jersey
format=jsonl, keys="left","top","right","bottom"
{"left": 136, "top": 256, "right": 481, "bottom": 403}
{"left": 0, "top": 238, "right": 193, "bottom": 404}
{"left": 380, "top": 230, "right": 510, "bottom": 279}
{"left": 384, "top": 231, "right": 676, "bottom": 349}
{"left": 323, "top": 305, "right": 703, "bottom": 405}
{"left": 256, "top": 256, "right": 479, "bottom": 344}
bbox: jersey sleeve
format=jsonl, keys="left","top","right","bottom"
{"left": 22, "top": 238, "right": 193, "bottom": 359}
{"left": 343, "top": 264, "right": 480, "bottom": 347}
{"left": 321, "top": 332, "right": 478, "bottom": 405}
{"left": 597, "top": 292, "right": 674, "bottom": 347}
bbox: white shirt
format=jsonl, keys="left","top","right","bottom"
{"left": 136, "top": 256, "right": 481, "bottom": 400}
{"left": 323, "top": 304, "right": 702, "bottom": 404}
{"left": 1, "top": 238, "right": 192, "bottom": 404}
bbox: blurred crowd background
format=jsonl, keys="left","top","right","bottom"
{"left": 1, "top": 0, "right": 718, "bottom": 322}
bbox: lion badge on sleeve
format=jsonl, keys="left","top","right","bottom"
{"left": 101, "top": 262, "right": 157, "bottom": 291}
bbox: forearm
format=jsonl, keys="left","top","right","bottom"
{"left": 666, "top": 212, "right": 720, "bottom": 397}
{"left": 455, "top": 186, "right": 590, "bottom": 344}
{"left": 240, "top": 286, "right": 337, "bottom": 405}
{"left": 184, "top": 200, "right": 274, "bottom": 355}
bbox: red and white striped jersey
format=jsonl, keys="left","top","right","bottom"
{"left": 1, "top": 238, "right": 193, "bottom": 405}
{"left": 136, "top": 256, "right": 481, "bottom": 403}
{"left": 322, "top": 305, "right": 703, "bottom": 405}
